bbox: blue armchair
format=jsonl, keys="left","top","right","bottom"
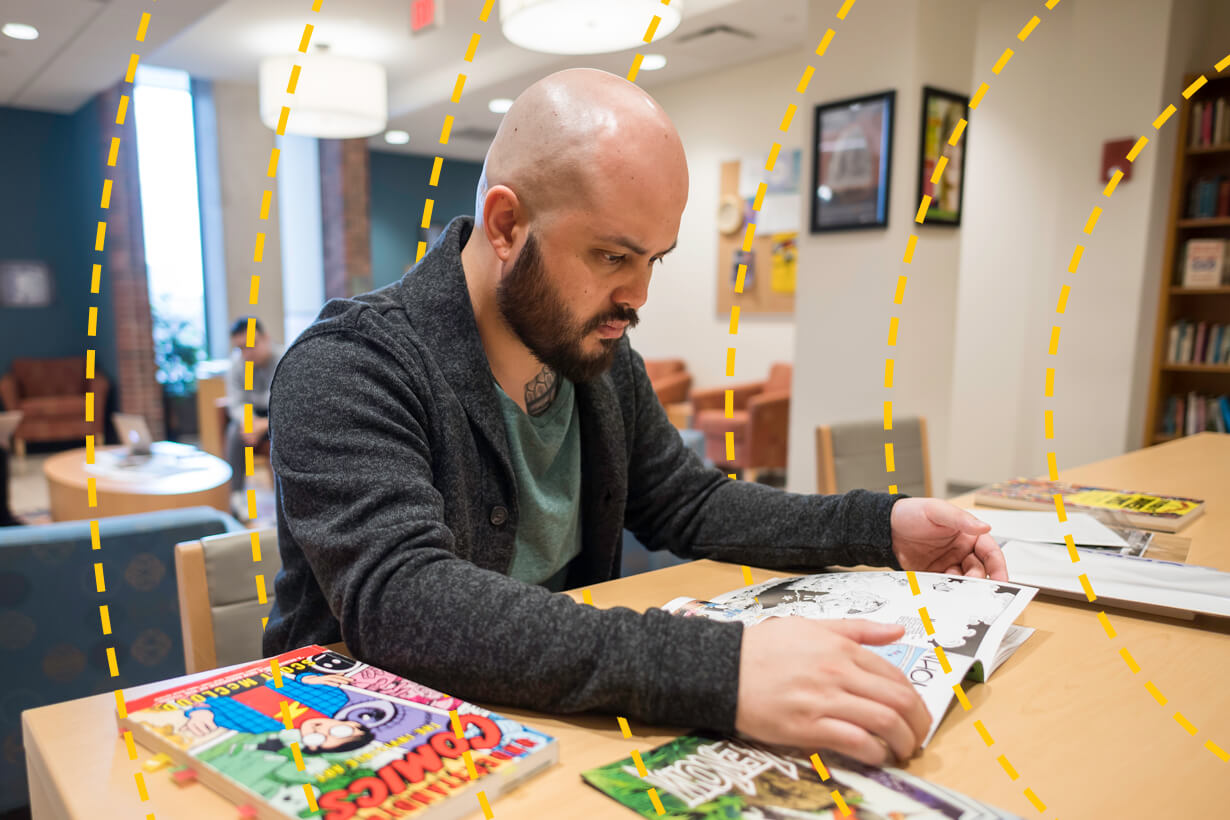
{"left": 0, "top": 506, "right": 244, "bottom": 812}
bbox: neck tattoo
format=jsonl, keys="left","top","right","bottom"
{"left": 524, "top": 366, "right": 559, "bottom": 416}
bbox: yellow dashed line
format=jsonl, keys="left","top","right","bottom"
{"left": 915, "top": 195, "right": 932, "bottom": 223}
{"left": 1068, "top": 244, "right": 1084, "bottom": 273}
{"left": 1145, "top": 681, "right": 1167, "bottom": 706}
{"left": 970, "top": 82, "right": 990, "bottom": 109}
{"left": 974, "top": 720, "right": 994, "bottom": 746}
{"left": 836, "top": 0, "right": 858, "bottom": 20}
{"left": 903, "top": 234, "right": 917, "bottom": 263}
{"left": 1018, "top": 15, "right": 1040, "bottom": 41}
{"left": 617, "top": 717, "right": 631, "bottom": 738}
{"left": 631, "top": 749, "right": 648, "bottom": 777}
{"left": 1048, "top": 326, "right": 1061, "bottom": 355}
{"left": 1174, "top": 712, "right": 1198, "bottom": 736}
{"left": 729, "top": 306, "right": 740, "bottom": 335}
{"left": 304, "top": 784, "right": 319, "bottom": 811}
{"left": 952, "top": 684, "right": 972, "bottom": 711}
{"left": 1182, "top": 75, "right": 1207, "bottom": 98}
{"left": 992, "top": 48, "right": 1014, "bottom": 74}
{"left": 1126, "top": 135, "right": 1148, "bottom": 161}
{"left": 887, "top": 316, "right": 899, "bottom": 346}
{"left": 997, "top": 754, "right": 1019, "bottom": 780}
{"left": 1103, "top": 168, "right": 1124, "bottom": 196}
{"left": 647, "top": 788, "right": 666, "bottom": 815}
{"left": 883, "top": 358, "right": 894, "bottom": 388}
{"left": 810, "top": 752, "right": 830, "bottom": 780}
{"left": 1055, "top": 284, "right": 1070, "bottom": 314}
{"left": 1120, "top": 647, "right": 1141, "bottom": 674}
{"left": 1096, "top": 611, "right": 1116, "bottom": 638}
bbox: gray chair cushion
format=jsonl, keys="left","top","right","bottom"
{"left": 829, "top": 417, "right": 927, "bottom": 497}
{"left": 200, "top": 528, "right": 281, "bottom": 668}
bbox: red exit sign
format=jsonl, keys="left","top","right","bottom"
{"left": 411, "top": 0, "right": 441, "bottom": 33}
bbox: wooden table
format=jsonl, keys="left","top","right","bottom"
{"left": 43, "top": 442, "right": 231, "bottom": 521}
{"left": 22, "top": 434, "right": 1230, "bottom": 818}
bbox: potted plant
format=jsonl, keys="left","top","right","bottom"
{"left": 152, "top": 303, "right": 206, "bottom": 441}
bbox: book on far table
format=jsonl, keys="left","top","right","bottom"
{"left": 117, "top": 645, "right": 558, "bottom": 820}
{"left": 584, "top": 732, "right": 1024, "bottom": 819}
{"left": 663, "top": 571, "right": 1036, "bottom": 747}
{"left": 973, "top": 478, "right": 1204, "bottom": 533}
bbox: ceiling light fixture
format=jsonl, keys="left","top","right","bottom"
{"left": 488, "top": 98, "right": 513, "bottom": 114}
{"left": 384, "top": 130, "right": 410, "bottom": 144}
{"left": 2, "top": 22, "right": 39, "bottom": 41}
{"left": 259, "top": 48, "right": 387, "bottom": 139}
{"left": 640, "top": 54, "right": 667, "bottom": 71}
{"left": 499, "top": 0, "right": 683, "bottom": 56}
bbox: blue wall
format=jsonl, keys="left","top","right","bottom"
{"left": 0, "top": 102, "right": 114, "bottom": 396}
{"left": 369, "top": 150, "right": 483, "bottom": 289}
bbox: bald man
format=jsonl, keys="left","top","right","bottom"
{"left": 265, "top": 69, "right": 1007, "bottom": 766}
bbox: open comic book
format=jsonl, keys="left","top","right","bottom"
{"left": 584, "top": 732, "right": 1023, "bottom": 819}
{"left": 118, "top": 645, "right": 558, "bottom": 820}
{"left": 664, "top": 572, "right": 1037, "bottom": 746}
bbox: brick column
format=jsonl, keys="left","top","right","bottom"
{"left": 319, "top": 138, "right": 372, "bottom": 299}
{"left": 97, "top": 84, "right": 165, "bottom": 440}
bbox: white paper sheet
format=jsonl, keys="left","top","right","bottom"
{"left": 971, "top": 510, "right": 1128, "bottom": 548}
{"left": 1002, "top": 539, "right": 1230, "bottom": 618}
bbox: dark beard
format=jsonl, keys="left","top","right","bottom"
{"left": 495, "top": 232, "right": 639, "bottom": 384}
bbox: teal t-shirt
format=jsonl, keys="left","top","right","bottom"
{"left": 495, "top": 376, "right": 583, "bottom": 591}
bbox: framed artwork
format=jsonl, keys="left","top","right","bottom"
{"left": 0, "top": 261, "right": 54, "bottom": 307}
{"left": 917, "top": 86, "right": 970, "bottom": 226}
{"left": 810, "top": 90, "right": 895, "bottom": 233}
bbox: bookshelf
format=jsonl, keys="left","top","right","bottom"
{"left": 1144, "top": 73, "right": 1230, "bottom": 445}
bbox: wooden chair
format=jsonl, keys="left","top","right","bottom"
{"left": 175, "top": 527, "right": 280, "bottom": 673}
{"left": 815, "top": 417, "right": 932, "bottom": 497}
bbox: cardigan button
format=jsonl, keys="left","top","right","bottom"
{"left": 489, "top": 505, "right": 508, "bottom": 526}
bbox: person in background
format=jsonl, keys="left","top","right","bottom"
{"left": 0, "top": 448, "right": 20, "bottom": 526}
{"left": 226, "top": 317, "right": 283, "bottom": 520}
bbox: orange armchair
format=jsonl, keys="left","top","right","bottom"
{"left": 693, "top": 362, "right": 792, "bottom": 476}
{"left": 642, "top": 358, "right": 693, "bottom": 407}
{"left": 0, "top": 357, "right": 108, "bottom": 455}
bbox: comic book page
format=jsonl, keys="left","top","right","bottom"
{"left": 583, "top": 732, "right": 1024, "bottom": 819}
{"left": 120, "top": 646, "right": 558, "bottom": 820}
{"left": 663, "top": 571, "right": 1036, "bottom": 746}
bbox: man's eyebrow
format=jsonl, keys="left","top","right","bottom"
{"left": 597, "top": 236, "right": 678, "bottom": 257}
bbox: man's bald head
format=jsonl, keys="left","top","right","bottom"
{"left": 476, "top": 68, "right": 688, "bottom": 225}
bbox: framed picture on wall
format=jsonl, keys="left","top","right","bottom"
{"left": 810, "top": 90, "right": 895, "bottom": 233}
{"left": 0, "top": 260, "right": 54, "bottom": 307}
{"left": 917, "top": 86, "right": 970, "bottom": 226}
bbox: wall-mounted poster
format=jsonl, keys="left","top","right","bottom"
{"left": 917, "top": 86, "right": 970, "bottom": 226}
{"left": 810, "top": 90, "right": 895, "bottom": 233}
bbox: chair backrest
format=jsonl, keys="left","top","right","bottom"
{"left": 175, "top": 527, "right": 280, "bottom": 673}
{"left": 765, "top": 362, "right": 793, "bottom": 394}
{"left": 643, "top": 358, "right": 686, "bottom": 382}
{"left": 815, "top": 417, "right": 931, "bottom": 497}
{"left": 11, "top": 356, "right": 85, "bottom": 398}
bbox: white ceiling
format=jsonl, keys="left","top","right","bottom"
{"left": 0, "top": 0, "right": 229, "bottom": 111}
{"left": 3, "top": 0, "right": 807, "bottom": 161}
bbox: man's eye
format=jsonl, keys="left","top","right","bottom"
{"left": 603, "top": 253, "right": 624, "bottom": 265}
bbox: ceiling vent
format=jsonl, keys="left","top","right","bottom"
{"left": 450, "top": 126, "right": 500, "bottom": 143}
{"left": 676, "top": 24, "right": 755, "bottom": 45}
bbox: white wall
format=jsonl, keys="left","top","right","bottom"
{"left": 212, "top": 81, "right": 286, "bottom": 345}
{"left": 947, "top": 0, "right": 1196, "bottom": 487}
{"left": 277, "top": 132, "right": 325, "bottom": 346}
{"left": 786, "top": 0, "right": 978, "bottom": 496}
{"left": 638, "top": 50, "right": 806, "bottom": 390}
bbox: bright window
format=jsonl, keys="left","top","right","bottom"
{"left": 132, "top": 66, "right": 206, "bottom": 390}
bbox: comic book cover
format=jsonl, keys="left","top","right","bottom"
{"left": 119, "top": 645, "right": 558, "bottom": 820}
{"left": 663, "top": 571, "right": 1037, "bottom": 746}
{"left": 972, "top": 479, "right": 1204, "bottom": 532}
{"left": 583, "top": 732, "right": 1023, "bottom": 819}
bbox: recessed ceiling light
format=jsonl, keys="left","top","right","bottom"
{"left": 2, "top": 22, "right": 39, "bottom": 41}
{"left": 641, "top": 54, "right": 667, "bottom": 71}
{"left": 488, "top": 98, "right": 513, "bottom": 114}
{"left": 384, "top": 130, "right": 410, "bottom": 145}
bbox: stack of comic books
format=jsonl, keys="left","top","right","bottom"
{"left": 663, "top": 571, "right": 1037, "bottom": 746}
{"left": 584, "top": 733, "right": 1023, "bottom": 819}
{"left": 117, "top": 645, "right": 558, "bottom": 820}
{"left": 972, "top": 478, "right": 1204, "bottom": 532}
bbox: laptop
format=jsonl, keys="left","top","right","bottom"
{"left": 112, "top": 413, "right": 153, "bottom": 457}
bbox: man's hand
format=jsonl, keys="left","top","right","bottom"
{"left": 241, "top": 416, "right": 269, "bottom": 446}
{"left": 890, "top": 498, "right": 1007, "bottom": 581}
{"left": 735, "top": 618, "right": 930, "bottom": 766}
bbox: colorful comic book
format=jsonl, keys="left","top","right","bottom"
{"left": 972, "top": 479, "right": 1204, "bottom": 532}
{"left": 583, "top": 732, "right": 1023, "bottom": 819}
{"left": 118, "top": 645, "right": 558, "bottom": 820}
{"left": 664, "top": 571, "right": 1037, "bottom": 746}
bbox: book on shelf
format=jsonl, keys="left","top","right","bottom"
{"left": 1165, "top": 391, "right": 1230, "bottom": 436}
{"left": 1181, "top": 239, "right": 1229, "bottom": 287}
{"left": 973, "top": 479, "right": 1204, "bottom": 532}
{"left": 117, "top": 645, "right": 559, "bottom": 820}
{"left": 1186, "top": 175, "right": 1230, "bottom": 219}
{"left": 1165, "top": 319, "right": 1228, "bottom": 364}
{"left": 662, "top": 571, "right": 1036, "bottom": 746}
{"left": 584, "top": 732, "right": 1025, "bottom": 819}
{"left": 1189, "top": 95, "right": 1230, "bottom": 148}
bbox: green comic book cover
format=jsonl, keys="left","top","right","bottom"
{"left": 583, "top": 732, "right": 1022, "bottom": 820}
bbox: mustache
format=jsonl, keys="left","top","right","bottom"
{"left": 583, "top": 305, "right": 640, "bottom": 334}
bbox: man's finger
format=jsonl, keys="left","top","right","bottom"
{"left": 824, "top": 692, "right": 920, "bottom": 763}
{"left": 974, "top": 533, "right": 1009, "bottom": 581}
{"left": 961, "top": 552, "right": 986, "bottom": 578}
{"left": 846, "top": 653, "right": 932, "bottom": 744}
{"left": 821, "top": 619, "right": 905, "bottom": 646}
{"left": 926, "top": 499, "right": 991, "bottom": 535}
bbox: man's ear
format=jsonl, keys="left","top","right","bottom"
{"left": 481, "top": 185, "right": 524, "bottom": 263}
